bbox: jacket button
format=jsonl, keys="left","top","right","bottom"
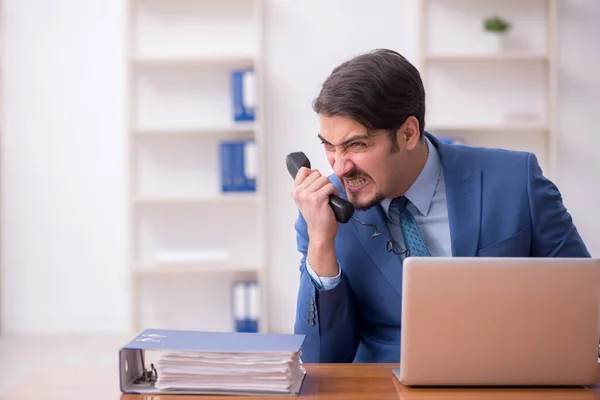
{"left": 309, "top": 296, "right": 315, "bottom": 305}
{"left": 308, "top": 311, "right": 315, "bottom": 319}
{"left": 308, "top": 318, "right": 315, "bottom": 326}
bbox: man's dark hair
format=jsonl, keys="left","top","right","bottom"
{"left": 312, "top": 48, "right": 426, "bottom": 150}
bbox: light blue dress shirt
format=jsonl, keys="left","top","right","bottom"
{"left": 306, "top": 137, "right": 452, "bottom": 290}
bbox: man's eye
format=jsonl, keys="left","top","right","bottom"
{"left": 350, "top": 142, "right": 367, "bottom": 150}
{"left": 322, "top": 142, "right": 335, "bottom": 151}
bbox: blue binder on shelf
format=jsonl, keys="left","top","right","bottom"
{"left": 119, "top": 328, "right": 306, "bottom": 395}
{"left": 233, "top": 280, "right": 260, "bottom": 333}
{"left": 231, "top": 68, "right": 256, "bottom": 122}
{"left": 219, "top": 139, "right": 257, "bottom": 192}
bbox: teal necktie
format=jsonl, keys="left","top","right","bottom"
{"left": 394, "top": 196, "right": 430, "bottom": 257}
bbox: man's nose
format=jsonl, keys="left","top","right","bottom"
{"left": 333, "top": 153, "right": 354, "bottom": 177}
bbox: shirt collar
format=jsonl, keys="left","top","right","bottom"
{"left": 380, "top": 136, "right": 441, "bottom": 219}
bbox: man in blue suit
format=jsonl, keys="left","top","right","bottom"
{"left": 290, "top": 49, "right": 590, "bottom": 364}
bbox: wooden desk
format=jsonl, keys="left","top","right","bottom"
{"left": 1, "top": 363, "right": 600, "bottom": 400}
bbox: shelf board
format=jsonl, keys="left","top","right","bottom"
{"left": 135, "top": 261, "right": 261, "bottom": 275}
{"left": 134, "top": 124, "right": 255, "bottom": 137}
{"left": 425, "top": 53, "right": 549, "bottom": 62}
{"left": 132, "top": 55, "right": 255, "bottom": 69}
{"left": 135, "top": 193, "right": 260, "bottom": 204}
{"left": 426, "top": 124, "right": 549, "bottom": 132}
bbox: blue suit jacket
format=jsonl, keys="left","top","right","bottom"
{"left": 293, "top": 132, "right": 590, "bottom": 364}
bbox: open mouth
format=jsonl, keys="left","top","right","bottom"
{"left": 344, "top": 176, "right": 370, "bottom": 192}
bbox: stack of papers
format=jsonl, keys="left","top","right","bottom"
{"left": 119, "top": 328, "right": 306, "bottom": 396}
{"left": 154, "top": 350, "right": 305, "bottom": 393}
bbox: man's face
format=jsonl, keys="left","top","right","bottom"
{"left": 318, "top": 114, "right": 411, "bottom": 211}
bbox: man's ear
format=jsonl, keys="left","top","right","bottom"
{"left": 397, "top": 116, "right": 421, "bottom": 151}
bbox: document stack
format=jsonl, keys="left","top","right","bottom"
{"left": 119, "top": 328, "right": 306, "bottom": 396}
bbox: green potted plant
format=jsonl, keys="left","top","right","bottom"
{"left": 483, "top": 16, "right": 511, "bottom": 52}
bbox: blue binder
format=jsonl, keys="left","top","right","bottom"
{"left": 231, "top": 69, "right": 256, "bottom": 122}
{"left": 119, "top": 328, "right": 306, "bottom": 395}
{"left": 232, "top": 280, "right": 260, "bottom": 333}
{"left": 219, "top": 139, "right": 257, "bottom": 193}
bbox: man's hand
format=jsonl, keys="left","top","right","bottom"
{"left": 291, "top": 167, "right": 339, "bottom": 277}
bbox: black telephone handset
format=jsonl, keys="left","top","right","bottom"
{"left": 286, "top": 151, "right": 355, "bottom": 224}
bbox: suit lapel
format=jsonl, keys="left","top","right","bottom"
{"left": 445, "top": 168, "right": 482, "bottom": 256}
{"left": 430, "top": 134, "right": 482, "bottom": 256}
{"left": 350, "top": 206, "right": 404, "bottom": 297}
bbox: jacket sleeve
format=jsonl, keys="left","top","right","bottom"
{"left": 527, "top": 153, "right": 591, "bottom": 257}
{"left": 293, "top": 211, "right": 360, "bottom": 363}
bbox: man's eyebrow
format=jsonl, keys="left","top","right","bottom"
{"left": 317, "top": 133, "right": 370, "bottom": 146}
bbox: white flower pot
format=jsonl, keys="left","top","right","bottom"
{"left": 482, "top": 32, "right": 505, "bottom": 53}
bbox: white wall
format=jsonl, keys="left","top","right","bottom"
{"left": 1, "top": 0, "right": 129, "bottom": 333}
{"left": 1, "top": 0, "right": 598, "bottom": 334}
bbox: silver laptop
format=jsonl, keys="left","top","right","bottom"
{"left": 393, "top": 257, "right": 600, "bottom": 386}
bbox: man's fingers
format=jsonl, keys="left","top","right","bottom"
{"left": 306, "top": 175, "right": 333, "bottom": 194}
{"left": 291, "top": 168, "right": 339, "bottom": 207}
{"left": 315, "top": 182, "right": 338, "bottom": 199}
{"left": 293, "top": 166, "right": 312, "bottom": 185}
{"left": 292, "top": 168, "right": 318, "bottom": 200}
{"left": 294, "top": 169, "right": 322, "bottom": 193}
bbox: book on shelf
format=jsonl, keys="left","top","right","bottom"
{"left": 232, "top": 280, "right": 260, "bottom": 333}
{"left": 119, "top": 328, "right": 306, "bottom": 396}
{"left": 231, "top": 68, "right": 256, "bottom": 122}
{"left": 219, "top": 139, "right": 257, "bottom": 192}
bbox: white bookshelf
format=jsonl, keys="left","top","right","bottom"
{"left": 135, "top": 124, "right": 256, "bottom": 137}
{"left": 133, "top": 56, "right": 255, "bottom": 69}
{"left": 425, "top": 53, "right": 549, "bottom": 62}
{"left": 126, "top": 0, "right": 268, "bottom": 334}
{"left": 418, "top": 0, "right": 557, "bottom": 181}
{"left": 135, "top": 193, "right": 260, "bottom": 205}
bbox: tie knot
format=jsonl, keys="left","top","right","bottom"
{"left": 394, "top": 196, "right": 409, "bottom": 213}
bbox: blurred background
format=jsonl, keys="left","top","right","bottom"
{"left": 0, "top": 0, "right": 598, "bottom": 392}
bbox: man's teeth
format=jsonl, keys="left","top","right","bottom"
{"left": 347, "top": 178, "right": 366, "bottom": 187}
